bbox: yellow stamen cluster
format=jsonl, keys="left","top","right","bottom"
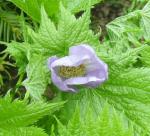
{"left": 59, "top": 64, "right": 86, "bottom": 78}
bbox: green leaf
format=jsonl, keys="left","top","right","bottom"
{"left": 10, "top": 0, "right": 60, "bottom": 22}
{"left": 140, "top": 45, "right": 150, "bottom": 67}
{"left": 10, "top": 0, "right": 102, "bottom": 23}
{"left": 106, "top": 10, "right": 142, "bottom": 44}
{"left": 23, "top": 54, "right": 50, "bottom": 100}
{"left": 62, "top": 0, "right": 102, "bottom": 13}
{"left": 0, "top": 127, "right": 48, "bottom": 136}
{"left": 55, "top": 104, "right": 133, "bottom": 136}
{"left": 97, "top": 38, "right": 147, "bottom": 69}
{"left": 140, "top": 1, "right": 150, "bottom": 40}
{"left": 0, "top": 8, "right": 21, "bottom": 42}
{"left": 29, "top": 5, "right": 99, "bottom": 56}
{"left": 6, "top": 41, "right": 28, "bottom": 74}
{"left": 95, "top": 68, "right": 150, "bottom": 134}
{"left": 0, "top": 95, "right": 64, "bottom": 128}
{"left": 15, "top": 5, "right": 99, "bottom": 99}
{"left": 106, "top": 1, "right": 150, "bottom": 43}
{"left": 59, "top": 67, "right": 150, "bottom": 135}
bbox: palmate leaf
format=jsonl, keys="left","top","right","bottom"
{"left": 106, "top": 10, "right": 142, "bottom": 44}
{"left": 140, "top": 1, "right": 150, "bottom": 41}
{"left": 140, "top": 45, "right": 150, "bottom": 67}
{"left": 62, "top": 0, "right": 102, "bottom": 13}
{"left": 26, "top": 5, "right": 98, "bottom": 99}
{"left": 6, "top": 41, "right": 29, "bottom": 74}
{"left": 58, "top": 36, "right": 150, "bottom": 135}
{"left": 0, "top": 127, "right": 48, "bottom": 136}
{"left": 10, "top": 0, "right": 59, "bottom": 22}
{"left": 106, "top": 1, "right": 150, "bottom": 44}
{"left": 7, "top": 2, "right": 150, "bottom": 135}
{"left": 103, "top": 6, "right": 150, "bottom": 134}
{"left": 53, "top": 104, "right": 133, "bottom": 136}
{"left": 10, "top": 0, "right": 102, "bottom": 22}
{"left": 0, "top": 94, "right": 64, "bottom": 128}
{"left": 29, "top": 4, "right": 99, "bottom": 57}
{"left": 0, "top": 94, "right": 64, "bottom": 136}
{"left": 7, "top": 4, "right": 99, "bottom": 100}
{"left": 23, "top": 54, "right": 50, "bottom": 100}
{"left": 95, "top": 68, "right": 150, "bottom": 134}
{"left": 97, "top": 39, "right": 147, "bottom": 68}
{"left": 60, "top": 66, "right": 150, "bottom": 135}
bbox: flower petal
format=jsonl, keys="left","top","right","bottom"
{"left": 48, "top": 56, "right": 82, "bottom": 92}
{"left": 69, "top": 44, "right": 108, "bottom": 76}
{"left": 51, "top": 68, "right": 76, "bottom": 92}
{"left": 69, "top": 44, "right": 95, "bottom": 58}
{"left": 51, "top": 55, "right": 90, "bottom": 68}
{"left": 48, "top": 44, "right": 108, "bottom": 92}
{"left": 64, "top": 76, "right": 106, "bottom": 87}
{"left": 69, "top": 44, "right": 108, "bottom": 86}
{"left": 86, "top": 58, "right": 108, "bottom": 79}
{"left": 47, "top": 56, "right": 58, "bottom": 69}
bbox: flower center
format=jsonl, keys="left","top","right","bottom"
{"left": 58, "top": 64, "right": 86, "bottom": 78}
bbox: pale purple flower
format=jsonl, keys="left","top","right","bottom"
{"left": 48, "top": 44, "right": 108, "bottom": 92}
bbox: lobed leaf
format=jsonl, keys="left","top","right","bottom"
{"left": 0, "top": 95, "right": 64, "bottom": 128}
{"left": 0, "top": 127, "right": 48, "bottom": 136}
{"left": 54, "top": 104, "right": 134, "bottom": 136}
{"left": 8, "top": 5, "right": 100, "bottom": 99}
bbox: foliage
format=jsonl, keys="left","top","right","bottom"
{"left": 96, "top": 68, "right": 150, "bottom": 134}
{"left": 0, "top": 0, "right": 22, "bottom": 91}
{"left": 10, "top": 0, "right": 60, "bottom": 22}
{"left": 0, "top": 127, "right": 48, "bottom": 136}
{"left": 106, "top": 0, "right": 150, "bottom": 44}
{"left": 0, "top": 53, "right": 14, "bottom": 86}
{"left": 62, "top": 0, "right": 102, "bottom": 13}
{"left": 0, "top": 93, "right": 64, "bottom": 136}
{"left": 0, "top": 1, "right": 21, "bottom": 42}
{"left": 10, "top": 0, "right": 102, "bottom": 22}
{"left": 6, "top": 4, "right": 99, "bottom": 100}
{"left": 2, "top": 0, "right": 150, "bottom": 136}
{"left": 53, "top": 104, "right": 134, "bottom": 136}
{"left": 141, "top": 46, "right": 150, "bottom": 67}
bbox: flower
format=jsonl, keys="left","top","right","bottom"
{"left": 48, "top": 44, "right": 108, "bottom": 92}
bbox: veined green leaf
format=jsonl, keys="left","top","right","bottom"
{"left": 95, "top": 68, "right": 150, "bottom": 135}
{"left": 0, "top": 127, "right": 48, "bottom": 136}
{"left": 62, "top": 0, "right": 102, "bottom": 13}
{"left": 10, "top": 0, "right": 60, "bottom": 22}
{"left": 18, "top": 5, "right": 99, "bottom": 99}
{"left": 140, "top": 45, "right": 150, "bottom": 67}
{"left": 59, "top": 67, "right": 150, "bottom": 135}
{"left": 6, "top": 41, "right": 28, "bottom": 74}
{"left": 23, "top": 54, "right": 50, "bottom": 100}
{"left": 10, "top": 0, "right": 102, "bottom": 23}
{"left": 54, "top": 104, "right": 134, "bottom": 136}
{"left": 107, "top": 1, "right": 150, "bottom": 44}
{"left": 140, "top": 1, "right": 150, "bottom": 40}
{"left": 106, "top": 10, "right": 142, "bottom": 44}
{"left": 29, "top": 4, "right": 99, "bottom": 56}
{"left": 0, "top": 95, "right": 64, "bottom": 128}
